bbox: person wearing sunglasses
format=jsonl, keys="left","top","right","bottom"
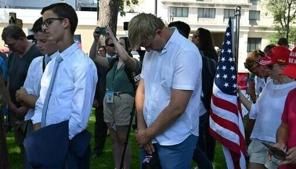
{"left": 239, "top": 46, "right": 296, "bottom": 169}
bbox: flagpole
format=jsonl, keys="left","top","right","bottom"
{"left": 234, "top": 6, "right": 241, "bottom": 68}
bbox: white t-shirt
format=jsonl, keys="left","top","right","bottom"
{"left": 141, "top": 29, "right": 203, "bottom": 146}
{"left": 250, "top": 80, "right": 296, "bottom": 143}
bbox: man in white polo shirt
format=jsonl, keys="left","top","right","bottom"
{"left": 128, "top": 13, "right": 203, "bottom": 169}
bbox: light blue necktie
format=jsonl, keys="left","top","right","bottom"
{"left": 41, "top": 55, "right": 63, "bottom": 127}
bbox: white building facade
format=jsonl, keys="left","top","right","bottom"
{"left": 0, "top": 0, "right": 275, "bottom": 72}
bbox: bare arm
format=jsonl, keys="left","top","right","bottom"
{"left": 107, "top": 27, "right": 138, "bottom": 72}
{"left": 135, "top": 79, "right": 146, "bottom": 130}
{"left": 238, "top": 90, "right": 252, "bottom": 111}
{"left": 89, "top": 31, "right": 109, "bottom": 68}
{"left": 89, "top": 40, "right": 99, "bottom": 60}
{"left": 276, "top": 122, "right": 288, "bottom": 145}
{"left": 146, "top": 89, "right": 192, "bottom": 138}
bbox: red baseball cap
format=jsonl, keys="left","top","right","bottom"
{"left": 259, "top": 46, "right": 290, "bottom": 66}
{"left": 283, "top": 47, "right": 296, "bottom": 79}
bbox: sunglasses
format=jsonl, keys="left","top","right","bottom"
{"left": 107, "top": 43, "right": 115, "bottom": 47}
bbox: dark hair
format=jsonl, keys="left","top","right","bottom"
{"left": 31, "top": 17, "right": 43, "bottom": 33}
{"left": 263, "top": 44, "right": 276, "bottom": 55}
{"left": 168, "top": 21, "right": 190, "bottom": 38}
{"left": 41, "top": 3, "right": 78, "bottom": 34}
{"left": 196, "top": 27, "right": 218, "bottom": 61}
{"left": 1, "top": 24, "right": 26, "bottom": 41}
{"left": 277, "top": 37, "right": 288, "bottom": 47}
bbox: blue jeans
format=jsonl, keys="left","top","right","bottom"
{"left": 192, "top": 113, "right": 214, "bottom": 169}
{"left": 155, "top": 134, "right": 197, "bottom": 169}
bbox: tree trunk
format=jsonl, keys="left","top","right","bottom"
{"left": 0, "top": 113, "right": 9, "bottom": 169}
{"left": 98, "top": 0, "right": 120, "bottom": 36}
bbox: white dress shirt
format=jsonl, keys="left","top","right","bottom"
{"left": 31, "top": 43, "right": 98, "bottom": 139}
{"left": 23, "top": 54, "right": 56, "bottom": 121}
{"left": 141, "top": 29, "right": 203, "bottom": 145}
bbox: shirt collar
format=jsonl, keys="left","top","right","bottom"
{"left": 59, "top": 42, "right": 79, "bottom": 59}
{"left": 160, "top": 28, "right": 178, "bottom": 55}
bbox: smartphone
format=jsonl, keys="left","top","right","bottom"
{"left": 95, "top": 27, "right": 107, "bottom": 35}
{"left": 262, "top": 142, "right": 287, "bottom": 160}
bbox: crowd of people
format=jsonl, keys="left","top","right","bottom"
{"left": 0, "top": 2, "right": 295, "bottom": 169}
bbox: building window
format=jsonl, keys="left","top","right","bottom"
{"left": 80, "top": 7, "right": 97, "bottom": 11}
{"left": 224, "top": 9, "right": 235, "bottom": 19}
{"left": 250, "top": 0, "right": 260, "bottom": 4}
{"left": 249, "top": 10, "right": 260, "bottom": 21}
{"left": 170, "top": 7, "right": 189, "bottom": 17}
{"left": 247, "top": 38, "right": 261, "bottom": 52}
{"left": 198, "top": 8, "right": 216, "bottom": 18}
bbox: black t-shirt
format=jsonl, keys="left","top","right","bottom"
{"left": 8, "top": 44, "right": 42, "bottom": 106}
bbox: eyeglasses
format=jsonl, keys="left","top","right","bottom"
{"left": 42, "top": 17, "right": 64, "bottom": 29}
{"left": 107, "top": 43, "right": 115, "bottom": 47}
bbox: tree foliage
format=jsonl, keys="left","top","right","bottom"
{"left": 267, "top": 0, "right": 296, "bottom": 42}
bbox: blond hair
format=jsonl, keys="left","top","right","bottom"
{"left": 128, "top": 13, "right": 165, "bottom": 49}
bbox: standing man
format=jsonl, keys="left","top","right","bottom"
{"left": 16, "top": 17, "right": 58, "bottom": 136}
{"left": 129, "top": 13, "right": 203, "bottom": 169}
{"left": 1, "top": 24, "right": 41, "bottom": 168}
{"left": 30, "top": 3, "right": 97, "bottom": 169}
{"left": 15, "top": 17, "right": 58, "bottom": 169}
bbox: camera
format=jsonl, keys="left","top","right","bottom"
{"left": 9, "top": 12, "right": 16, "bottom": 24}
{"left": 95, "top": 27, "right": 107, "bottom": 35}
{"left": 123, "top": 22, "right": 129, "bottom": 31}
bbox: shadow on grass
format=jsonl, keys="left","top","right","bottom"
{"left": 7, "top": 111, "right": 226, "bottom": 169}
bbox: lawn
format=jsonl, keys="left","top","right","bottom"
{"left": 6, "top": 112, "right": 226, "bottom": 169}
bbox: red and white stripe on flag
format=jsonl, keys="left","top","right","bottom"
{"left": 209, "top": 84, "right": 247, "bottom": 169}
{"left": 209, "top": 18, "right": 247, "bottom": 169}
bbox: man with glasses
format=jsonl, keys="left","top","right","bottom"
{"left": 129, "top": 13, "right": 202, "bottom": 169}
{"left": 29, "top": 3, "right": 97, "bottom": 169}
{"left": 15, "top": 17, "right": 58, "bottom": 169}
{"left": 1, "top": 24, "right": 41, "bottom": 169}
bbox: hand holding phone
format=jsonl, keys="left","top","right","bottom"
{"left": 262, "top": 142, "right": 287, "bottom": 160}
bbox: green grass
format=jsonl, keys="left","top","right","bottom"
{"left": 6, "top": 112, "right": 226, "bottom": 169}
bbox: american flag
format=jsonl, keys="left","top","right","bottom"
{"left": 209, "top": 19, "right": 247, "bottom": 169}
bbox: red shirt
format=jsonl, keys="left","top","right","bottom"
{"left": 280, "top": 88, "right": 296, "bottom": 169}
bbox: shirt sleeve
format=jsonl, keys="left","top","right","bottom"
{"left": 69, "top": 60, "right": 98, "bottom": 139}
{"left": 23, "top": 58, "right": 40, "bottom": 95}
{"left": 172, "top": 50, "right": 202, "bottom": 90}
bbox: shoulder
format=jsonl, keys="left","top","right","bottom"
{"left": 31, "top": 56, "right": 44, "bottom": 64}
{"left": 72, "top": 50, "right": 96, "bottom": 71}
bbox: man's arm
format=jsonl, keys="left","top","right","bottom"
{"left": 135, "top": 79, "right": 146, "bottom": 130}
{"left": 68, "top": 61, "right": 98, "bottom": 139}
{"left": 136, "top": 88, "right": 192, "bottom": 146}
{"left": 147, "top": 89, "right": 192, "bottom": 137}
